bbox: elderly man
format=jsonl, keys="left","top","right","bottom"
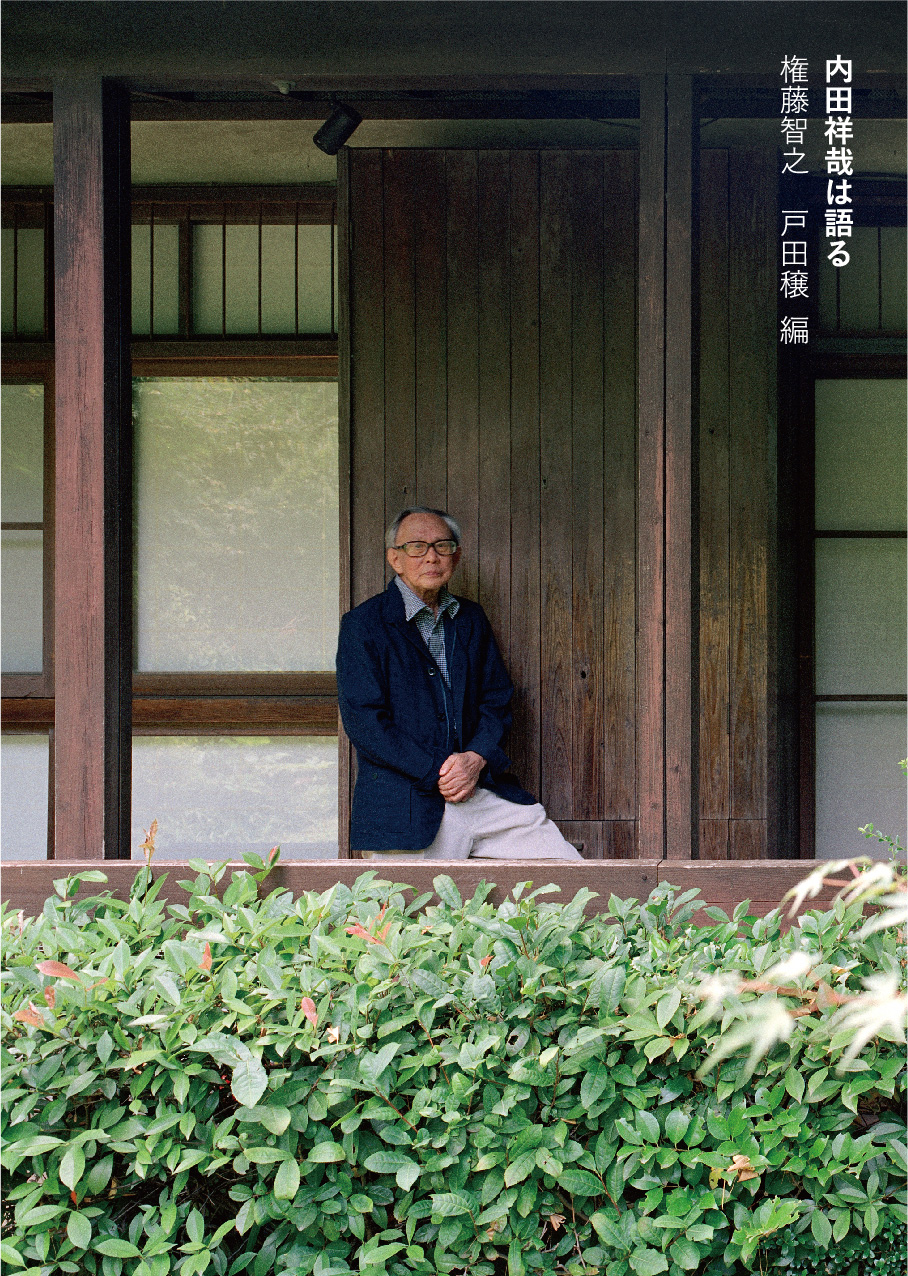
{"left": 336, "top": 506, "right": 582, "bottom": 860}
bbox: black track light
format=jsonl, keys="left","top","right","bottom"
{"left": 313, "top": 103, "right": 362, "bottom": 155}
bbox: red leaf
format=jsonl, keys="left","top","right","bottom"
{"left": 70, "top": 1191, "right": 78, "bottom": 1205}
{"left": 200, "top": 942, "right": 212, "bottom": 972}
{"left": 345, "top": 924, "right": 371, "bottom": 940}
{"left": 480, "top": 954, "right": 493, "bottom": 968}
{"left": 43, "top": 986, "right": 56, "bottom": 1008}
{"left": 13, "top": 1002, "right": 44, "bottom": 1027}
{"left": 300, "top": 996, "right": 318, "bottom": 1028}
{"left": 268, "top": 846, "right": 280, "bottom": 863}
{"left": 36, "top": 960, "right": 80, "bottom": 981}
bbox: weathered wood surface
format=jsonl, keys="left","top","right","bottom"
{"left": 698, "top": 149, "right": 777, "bottom": 857}
{"left": 53, "top": 78, "right": 132, "bottom": 859}
{"left": 346, "top": 148, "right": 638, "bottom": 855}
{"left": 0, "top": 859, "right": 836, "bottom": 922}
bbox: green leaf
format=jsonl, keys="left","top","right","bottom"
{"left": 504, "top": 1150, "right": 537, "bottom": 1187}
{"left": 96, "top": 1238, "right": 142, "bottom": 1258}
{"left": 669, "top": 1237, "right": 701, "bottom": 1271}
{"left": 411, "top": 968, "right": 447, "bottom": 998}
{"left": 644, "top": 1037, "right": 673, "bottom": 1061}
{"left": 66, "top": 1212, "right": 92, "bottom": 1250}
{"left": 433, "top": 875, "right": 463, "bottom": 909}
{"left": 581, "top": 1063, "right": 610, "bottom": 1109}
{"left": 628, "top": 1248, "right": 669, "bottom": 1275}
{"left": 186, "top": 1209, "right": 205, "bottom": 1244}
{"left": 153, "top": 972, "right": 182, "bottom": 1006}
{"left": 236, "top": 1105, "right": 291, "bottom": 1136}
{"left": 19, "top": 1205, "right": 65, "bottom": 1227}
{"left": 784, "top": 1067, "right": 805, "bottom": 1103}
{"left": 59, "top": 1143, "right": 86, "bottom": 1190}
{"left": 431, "top": 1192, "right": 473, "bottom": 1217}
{"left": 656, "top": 988, "right": 681, "bottom": 1030}
{"left": 560, "top": 1166, "right": 603, "bottom": 1197}
{"left": 0, "top": 1242, "right": 25, "bottom": 1268}
{"left": 589, "top": 965, "right": 626, "bottom": 1013}
{"left": 307, "top": 1141, "right": 345, "bottom": 1163}
{"left": 274, "top": 1157, "right": 300, "bottom": 1200}
{"left": 396, "top": 1161, "right": 420, "bottom": 1191}
{"left": 832, "top": 1209, "right": 851, "bottom": 1242}
{"left": 864, "top": 1203, "right": 880, "bottom": 1239}
{"left": 664, "top": 1109, "right": 689, "bottom": 1145}
{"left": 364, "top": 1150, "right": 415, "bottom": 1174}
{"left": 811, "top": 1209, "right": 832, "bottom": 1247}
{"left": 244, "top": 1147, "right": 286, "bottom": 1164}
{"left": 231, "top": 1056, "right": 268, "bottom": 1107}
{"left": 507, "top": 1237, "right": 526, "bottom": 1276}
{"left": 636, "top": 1109, "right": 661, "bottom": 1144}
{"left": 591, "top": 1212, "right": 625, "bottom": 1250}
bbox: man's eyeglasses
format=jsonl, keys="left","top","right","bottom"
{"left": 393, "top": 539, "right": 459, "bottom": 558}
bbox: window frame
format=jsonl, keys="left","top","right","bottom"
{"left": 2, "top": 187, "right": 341, "bottom": 859}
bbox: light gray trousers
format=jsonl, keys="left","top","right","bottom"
{"left": 360, "top": 786, "right": 584, "bottom": 861}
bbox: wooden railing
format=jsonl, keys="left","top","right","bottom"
{"left": 0, "top": 859, "right": 836, "bottom": 921}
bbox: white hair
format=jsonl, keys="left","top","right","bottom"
{"left": 385, "top": 507, "right": 462, "bottom": 549}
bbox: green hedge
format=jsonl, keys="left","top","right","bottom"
{"left": 1, "top": 863, "right": 905, "bottom": 1276}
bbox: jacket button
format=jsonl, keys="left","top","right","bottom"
{"left": 427, "top": 667, "right": 436, "bottom": 676}
{"left": 437, "top": 711, "right": 445, "bottom": 721}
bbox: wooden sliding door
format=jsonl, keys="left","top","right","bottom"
{"left": 341, "top": 148, "right": 638, "bottom": 857}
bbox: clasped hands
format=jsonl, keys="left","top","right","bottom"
{"left": 438, "top": 750, "right": 485, "bottom": 803}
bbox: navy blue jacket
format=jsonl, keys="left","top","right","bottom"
{"left": 336, "top": 580, "right": 535, "bottom": 850}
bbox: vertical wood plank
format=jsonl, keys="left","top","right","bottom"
{"left": 698, "top": 150, "right": 731, "bottom": 845}
{"left": 602, "top": 150, "right": 638, "bottom": 825}
{"left": 664, "top": 74, "right": 698, "bottom": 861}
{"left": 53, "top": 78, "right": 132, "bottom": 859}
{"left": 477, "top": 151, "right": 511, "bottom": 652}
{"left": 556, "top": 821, "right": 603, "bottom": 859}
{"left": 729, "top": 819, "right": 767, "bottom": 860}
{"left": 507, "top": 151, "right": 542, "bottom": 798}
{"left": 348, "top": 150, "right": 385, "bottom": 608}
{"left": 729, "top": 150, "right": 774, "bottom": 829}
{"left": 603, "top": 820, "right": 638, "bottom": 860}
{"left": 383, "top": 150, "right": 417, "bottom": 529}
{"left": 336, "top": 148, "right": 352, "bottom": 857}
{"left": 539, "top": 151, "right": 574, "bottom": 819}
{"left": 699, "top": 817, "right": 729, "bottom": 861}
{"left": 445, "top": 152, "right": 480, "bottom": 602}
{"left": 571, "top": 153, "right": 605, "bottom": 820}
{"left": 637, "top": 75, "right": 668, "bottom": 859}
{"left": 412, "top": 150, "right": 448, "bottom": 513}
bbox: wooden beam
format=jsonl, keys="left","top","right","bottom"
{"left": 53, "top": 78, "right": 132, "bottom": 859}
{"left": 637, "top": 74, "right": 699, "bottom": 861}
{"left": 0, "top": 858, "right": 836, "bottom": 923}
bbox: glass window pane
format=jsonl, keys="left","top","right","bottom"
{"left": 815, "top": 379, "right": 907, "bottom": 531}
{"left": 1, "top": 383, "right": 44, "bottom": 521}
{"left": 191, "top": 223, "right": 333, "bottom": 335}
{"left": 131, "top": 735, "right": 338, "bottom": 859}
{"left": 880, "top": 226, "right": 907, "bottom": 333}
{"left": 815, "top": 704, "right": 907, "bottom": 860}
{"left": 0, "top": 734, "right": 49, "bottom": 860}
{"left": 838, "top": 225, "right": 881, "bottom": 333}
{"left": 132, "top": 223, "right": 180, "bottom": 336}
{"left": 2, "top": 530, "right": 43, "bottom": 673}
{"left": 134, "top": 377, "right": 338, "bottom": 672}
{"left": 815, "top": 539, "right": 907, "bottom": 695}
{"left": 296, "top": 224, "right": 333, "bottom": 334}
{"left": 0, "top": 227, "right": 45, "bottom": 336}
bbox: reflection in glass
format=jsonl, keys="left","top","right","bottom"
{"left": 2, "top": 531, "right": 43, "bottom": 672}
{"left": 1, "top": 383, "right": 44, "bottom": 521}
{"left": 815, "top": 539, "right": 907, "bottom": 696}
{"left": 131, "top": 735, "right": 338, "bottom": 859}
{"left": 815, "top": 704, "right": 907, "bottom": 860}
{"left": 814, "top": 380, "right": 907, "bottom": 531}
{"left": 0, "top": 734, "right": 49, "bottom": 859}
{"left": 134, "top": 378, "right": 338, "bottom": 672}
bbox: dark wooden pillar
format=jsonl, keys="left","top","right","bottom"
{"left": 53, "top": 79, "right": 132, "bottom": 858}
{"left": 637, "top": 74, "right": 699, "bottom": 860}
